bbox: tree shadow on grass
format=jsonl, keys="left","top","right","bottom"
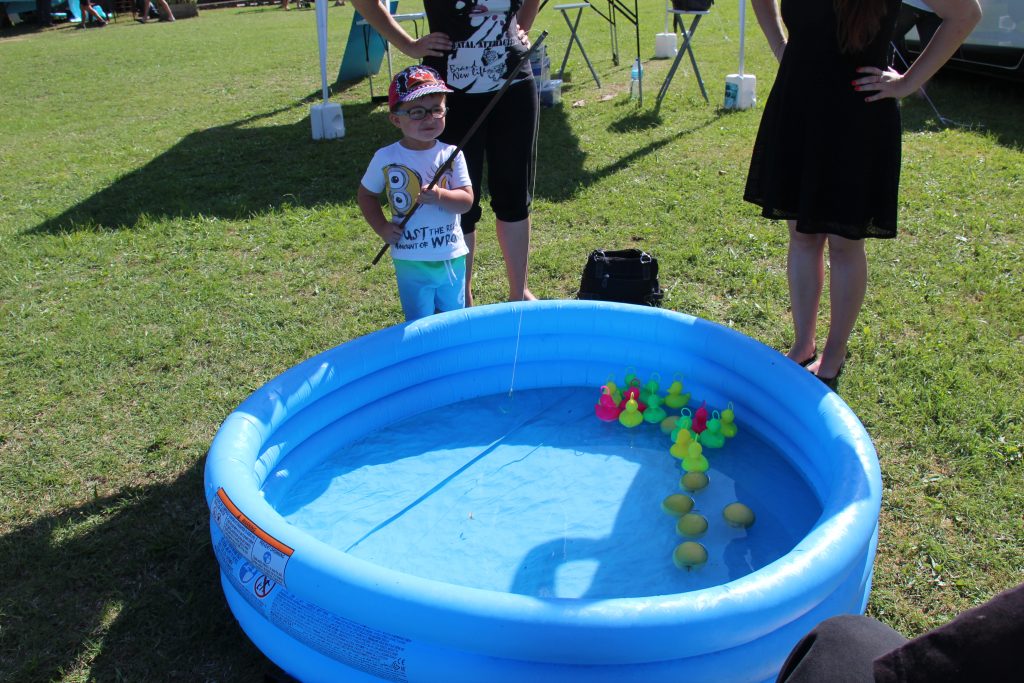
{"left": 24, "top": 88, "right": 391, "bottom": 236}
{"left": 0, "top": 459, "right": 270, "bottom": 682}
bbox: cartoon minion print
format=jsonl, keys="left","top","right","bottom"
{"left": 383, "top": 164, "right": 421, "bottom": 219}
{"left": 382, "top": 163, "right": 453, "bottom": 219}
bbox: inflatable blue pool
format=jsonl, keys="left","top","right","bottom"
{"left": 205, "top": 301, "right": 881, "bottom": 683}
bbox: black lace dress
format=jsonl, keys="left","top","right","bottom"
{"left": 744, "top": 0, "right": 903, "bottom": 239}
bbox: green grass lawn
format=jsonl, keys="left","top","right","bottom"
{"left": 1, "top": 4, "right": 1022, "bottom": 681}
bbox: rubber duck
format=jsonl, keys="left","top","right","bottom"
{"left": 663, "top": 375, "right": 691, "bottom": 409}
{"left": 720, "top": 402, "right": 738, "bottom": 438}
{"left": 594, "top": 386, "right": 622, "bottom": 422}
{"left": 604, "top": 379, "right": 623, "bottom": 405}
{"left": 669, "top": 429, "right": 692, "bottom": 459}
{"left": 672, "top": 541, "right": 708, "bottom": 569}
{"left": 681, "top": 441, "right": 709, "bottom": 473}
{"left": 619, "top": 386, "right": 646, "bottom": 413}
{"left": 639, "top": 374, "right": 661, "bottom": 406}
{"left": 723, "top": 502, "right": 755, "bottom": 528}
{"left": 618, "top": 398, "right": 643, "bottom": 428}
{"left": 671, "top": 409, "right": 694, "bottom": 442}
{"left": 692, "top": 402, "right": 709, "bottom": 434}
{"left": 659, "top": 415, "right": 678, "bottom": 434}
{"left": 699, "top": 412, "right": 726, "bottom": 449}
{"left": 680, "top": 471, "right": 710, "bottom": 492}
{"left": 643, "top": 393, "right": 667, "bottom": 424}
{"left": 661, "top": 493, "right": 694, "bottom": 516}
{"left": 676, "top": 513, "right": 709, "bottom": 538}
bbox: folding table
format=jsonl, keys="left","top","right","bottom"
{"left": 656, "top": 7, "right": 710, "bottom": 107}
{"left": 553, "top": 3, "right": 601, "bottom": 88}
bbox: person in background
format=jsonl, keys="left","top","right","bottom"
{"left": 744, "top": 0, "right": 980, "bottom": 391}
{"left": 351, "top": 0, "right": 541, "bottom": 306}
{"left": 80, "top": 0, "right": 108, "bottom": 27}
{"left": 137, "top": 0, "right": 174, "bottom": 22}
{"left": 35, "top": 0, "right": 52, "bottom": 26}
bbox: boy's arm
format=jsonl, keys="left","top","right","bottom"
{"left": 416, "top": 184, "right": 474, "bottom": 215}
{"left": 357, "top": 184, "right": 403, "bottom": 244}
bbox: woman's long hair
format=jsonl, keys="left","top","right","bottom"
{"left": 834, "top": 0, "right": 888, "bottom": 53}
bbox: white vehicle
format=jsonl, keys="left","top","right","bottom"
{"left": 897, "top": 0, "right": 1024, "bottom": 82}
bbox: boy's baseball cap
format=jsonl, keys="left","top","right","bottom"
{"left": 388, "top": 65, "right": 453, "bottom": 111}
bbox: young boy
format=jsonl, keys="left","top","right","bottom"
{"left": 358, "top": 65, "right": 474, "bottom": 322}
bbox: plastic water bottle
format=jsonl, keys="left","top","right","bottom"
{"left": 630, "top": 59, "right": 642, "bottom": 100}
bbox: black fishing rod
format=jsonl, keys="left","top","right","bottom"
{"left": 370, "top": 31, "right": 549, "bottom": 266}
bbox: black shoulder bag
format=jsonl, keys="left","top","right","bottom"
{"left": 577, "top": 249, "right": 663, "bottom": 306}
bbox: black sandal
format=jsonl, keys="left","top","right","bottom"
{"left": 791, "top": 347, "right": 817, "bottom": 368}
{"left": 816, "top": 363, "right": 844, "bottom": 391}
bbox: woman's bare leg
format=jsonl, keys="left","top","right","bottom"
{"left": 815, "top": 234, "right": 867, "bottom": 378}
{"left": 495, "top": 217, "right": 536, "bottom": 301}
{"left": 786, "top": 220, "right": 826, "bottom": 363}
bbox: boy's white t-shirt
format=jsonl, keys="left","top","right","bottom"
{"left": 361, "top": 140, "right": 472, "bottom": 262}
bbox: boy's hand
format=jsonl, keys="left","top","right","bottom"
{"left": 417, "top": 186, "right": 441, "bottom": 206}
{"left": 375, "top": 219, "right": 403, "bottom": 245}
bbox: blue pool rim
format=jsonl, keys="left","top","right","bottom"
{"left": 205, "top": 300, "right": 882, "bottom": 683}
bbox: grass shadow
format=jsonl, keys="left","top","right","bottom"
{"left": 0, "top": 460, "right": 269, "bottom": 681}
{"left": 900, "top": 70, "right": 1024, "bottom": 149}
{"left": 26, "top": 84, "right": 722, "bottom": 236}
{"left": 535, "top": 102, "right": 721, "bottom": 203}
{"left": 24, "top": 91, "right": 389, "bottom": 236}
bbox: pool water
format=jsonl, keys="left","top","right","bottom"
{"left": 271, "top": 387, "right": 822, "bottom": 600}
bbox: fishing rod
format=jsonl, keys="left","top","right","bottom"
{"left": 370, "top": 30, "right": 549, "bottom": 266}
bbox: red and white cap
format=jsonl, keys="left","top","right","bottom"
{"left": 388, "top": 65, "right": 453, "bottom": 111}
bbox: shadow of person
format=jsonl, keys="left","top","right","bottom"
{"left": 534, "top": 102, "right": 722, "bottom": 205}
{"left": 23, "top": 83, "right": 725, "bottom": 240}
{"left": 24, "top": 90, "right": 387, "bottom": 236}
{"left": 1, "top": 459, "right": 268, "bottom": 681}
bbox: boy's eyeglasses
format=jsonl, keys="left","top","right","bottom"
{"left": 393, "top": 105, "right": 449, "bottom": 121}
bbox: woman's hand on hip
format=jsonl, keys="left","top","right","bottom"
{"left": 852, "top": 66, "right": 916, "bottom": 102}
{"left": 409, "top": 32, "right": 452, "bottom": 58}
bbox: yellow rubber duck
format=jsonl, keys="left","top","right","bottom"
{"left": 672, "top": 541, "right": 708, "bottom": 569}
{"left": 664, "top": 376, "right": 691, "bottom": 409}
{"left": 669, "top": 429, "right": 692, "bottom": 459}
{"left": 660, "top": 415, "right": 678, "bottom": 434}
{"left": 671, "top": 409, "right": 695, "bottom": 442}
{"left": 604, "top": 379, "right": 623, "bottom": 405}
{"left": 681, "top": 441, "right": 709, "bottom": 473}
{"left": 618, "top": 398, "right": 643, "bottom": 428}
{"left": 720, "top": 402, "right": 738, "bottom": 438}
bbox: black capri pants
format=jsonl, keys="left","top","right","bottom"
{"left": 441, "top": 79, "right": 539, "bottom": 235}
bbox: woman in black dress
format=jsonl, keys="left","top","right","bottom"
{"left": 745, "top": 0, "right": 980, "bottom": 390}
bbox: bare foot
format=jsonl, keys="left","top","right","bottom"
{"left": 508, "top": 288, "right": 537, "bottom": 302}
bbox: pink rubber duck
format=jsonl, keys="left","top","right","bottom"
{"left": 595, "top": 386, "right": 622, "bottom": 422}
{"left": 692, "top": 402, "right": 709, "bottom": 434}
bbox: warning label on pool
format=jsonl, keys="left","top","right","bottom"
{"left": 214, "top": 535, "right": 410, "bottom": 683}
{"left": 212, "top": 488, "right": 293, "bottom": 586}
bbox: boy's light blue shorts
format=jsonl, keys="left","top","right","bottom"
{"left": 393, "top": 256, "right": 467, "bottom": 321}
